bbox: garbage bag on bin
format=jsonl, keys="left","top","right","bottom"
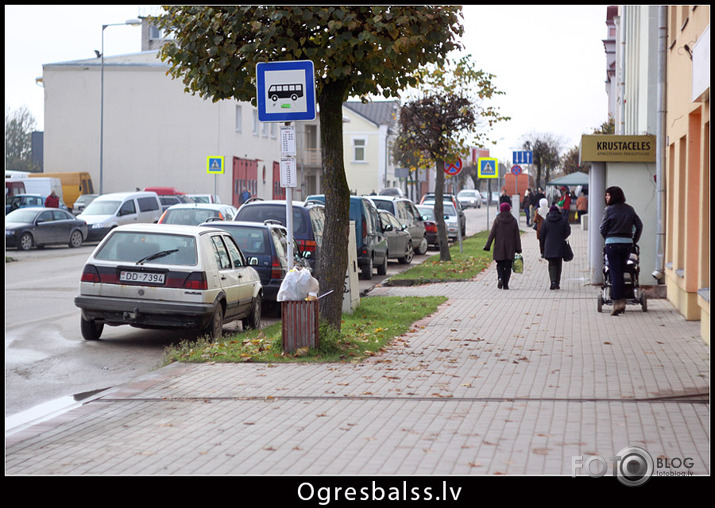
{"left": 277, "top": 267, "right": 320, "bottom": 301}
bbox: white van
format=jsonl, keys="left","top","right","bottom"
{"left": 77, "top": 191, "right": 163, "bottom": 241}
{"left": 14, "top": 177, "right": 64, "bottom": 202}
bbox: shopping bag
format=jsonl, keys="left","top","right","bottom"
{"left": 512, "top": 253, "right": 524, "bottom": 273}
{"left": 563, "top": 241, "right": 574, "bottom": 262}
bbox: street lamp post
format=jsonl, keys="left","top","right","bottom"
{"left": 99, "top": 19, "right": 141, "bottom": 195}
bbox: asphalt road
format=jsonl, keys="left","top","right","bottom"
{"left": 5, "top": 204, "right": 493, "bottom": 425}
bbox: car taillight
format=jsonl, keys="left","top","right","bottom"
{"left": 80, "top": 264, "right": 101, "bottom": 283}
{"left": 183, "top": 272, "right": 208, "bottom": 290}
{"left": 362, "top": 219, "right": 367, "bottom": 239}
{"left": 271, "top": 256, "right": 283, "bottom": 280}
{"left": 298, "top": 239, "right": 317, "bottom": 253}
{"left": 425, "top": 223, "right": 438, "bottom": 233}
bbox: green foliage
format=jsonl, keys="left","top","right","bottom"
{"left": 161, "top": 296, "right": 447, "bottom": 364}
{"left": 153, "top": 6, "right": 464, "bottom": 105}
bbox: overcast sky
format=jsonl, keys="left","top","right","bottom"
{"left": 5, "top": 4, "right": 609, "bottom": 163}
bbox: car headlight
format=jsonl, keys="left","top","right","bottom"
{"left": 91, "top": 223, "right": 105, "bottom": 229}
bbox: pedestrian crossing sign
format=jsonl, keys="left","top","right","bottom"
{"left": 478, "top": 157, "right": 499, "bottom": 179}
{"left": 207, "top": 156, "right": 224, "bottom": 174}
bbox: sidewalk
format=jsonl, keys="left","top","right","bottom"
{"left": 5, "top": 223, "right": 710, "bottom": 476}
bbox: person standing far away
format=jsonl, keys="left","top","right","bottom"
{"left": 533, "top": 197, "right": 550, "bottom": 255}
{"left": 577, "top": 191, "right": 588, "bottom": 217}
{"left": 529, "top": 187, "right": 540, "bottom": 227}
{"left": 599, "top": 186, "right": 643, "bottom": 316}
{"left": 44, "top": 190, "right": 59, "bottom": 208}
{"left": 484, "top": 202, "right": 522, "bottom": 290}
{"left": 522, "top": 188, "right": 532, "bottom": 226}
{"left": 499, "top": 188, "right": 510, "bottom": 206}
{"left": 239, "top": 188, "right": 251, "bottom": 205}
{"left": 557, "top": 187, "right": 571, "bottom": 221}
{"left": 539, "top": 204, "right": 571, "bottom": 290}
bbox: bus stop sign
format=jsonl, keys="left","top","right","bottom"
{"left": 256, "top": 60, "right": 316, "bottom": 122}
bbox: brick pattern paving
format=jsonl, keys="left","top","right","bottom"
{"left": 6, "top": 225, "right": 709, "bottom": 476}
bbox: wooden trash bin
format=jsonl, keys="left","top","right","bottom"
{"left": 281, "top": 300, "right": 320, "bottom": 353}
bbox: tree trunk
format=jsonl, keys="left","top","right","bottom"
{"left": 434, "top": 159, "right": 451, "bottom": 262}
{"left": 317, "top": 80, "right": 352, "bottom": 331}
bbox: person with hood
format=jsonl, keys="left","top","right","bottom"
{"left": 484, "top": 202, "right": 522, "bottom": 290}
{"left": 533, "top": 197, "right": 550, "bottom": 254}
{"left": 539, "top": 204, "right": 571, "bottom": 290}
{"left": 599, "top": 186, "right": 643, "bottom": 315}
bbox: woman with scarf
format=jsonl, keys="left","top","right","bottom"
{"left": 533, "top": 197, "right": 550, "bottom": 255}
{"left": 484, "top": 202, "right": 522, "bottom": 290}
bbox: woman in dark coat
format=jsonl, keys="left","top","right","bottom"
{"left": 539, "top": 205, "right": 571, "bottom": 290}
{"left": 484, "top": 202, "right": 522, "bottom": 290}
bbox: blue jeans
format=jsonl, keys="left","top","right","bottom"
{"left": 606, "top": 243, "right": 632, "bottom": 301}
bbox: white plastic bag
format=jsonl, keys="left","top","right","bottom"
{"left": 277, "top": 267, "right": 320, "bottom": 302}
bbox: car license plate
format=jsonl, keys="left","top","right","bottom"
{"left": 119, "top": 271, "right": 165, "bottom": 285}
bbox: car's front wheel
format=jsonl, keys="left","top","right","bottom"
{"left": 243, "top": 297, "right": 262, "bottom": 331}
{"left": 81, "top": 316, "right": 103, "bottom": 340}
{"left": 19, "top": 232, "right": 33, "bottom": 251}
{"left": 398, "top": 242, "right": 414, "bottom": 264}
{"left": 69, "top": 230, "right": 83, "bottom": 248}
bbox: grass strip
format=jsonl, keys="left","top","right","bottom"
{"left": 162, "top": 295, "right": 447, "bottom": 365}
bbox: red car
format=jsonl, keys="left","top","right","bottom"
{"left": 416, "top": 205, "right": 439, "bottom": 249}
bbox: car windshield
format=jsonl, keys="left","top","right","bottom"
{"left": 82, "top": 200, "right": 121, "bottom": 215}
{"left": 94, "top": 231, "right": 198, "bottom": 266}
{"left": 5, "top": 209, "right": 40, "bottom": 223}
{"left": 162, "top": 208, "right": 220, "bottom": 226}
{"left": 191, "top": 196, "right": 210, "bottom": 203}
{"left": 443, "top": 204, "right": 457, "bottom": 216}
{"left": 372, "top": 200, "right": 394, "bottom": 212}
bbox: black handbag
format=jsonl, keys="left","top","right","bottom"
{"left": 563, "top": 240, "right": 574, "bottom": 262}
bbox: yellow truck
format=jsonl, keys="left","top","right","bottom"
{"left": 29, "top": 172, "right": 94, "bottom": 211}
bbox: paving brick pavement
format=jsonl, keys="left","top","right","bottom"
{"left": 5, "top": 223, "right": 709, "bottom": 477}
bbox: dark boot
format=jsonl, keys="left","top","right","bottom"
{"left": 549, "top": 265, "right": 558, "bottom": 290}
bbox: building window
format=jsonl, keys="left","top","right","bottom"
{"left": 235, "top": 105, "right": 242, "bottom": 133}
{"left": 353, "top": 138, "right": 367, "bottom": 162}
{"left": 252, "top": 110, "right": 259, "bottom": 136}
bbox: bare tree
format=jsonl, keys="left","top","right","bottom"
{"left": 520, "top": 133, "right": 563, "bottom": 189}
{"left": 5, "top": 106, "right": 39, "bottom": 172}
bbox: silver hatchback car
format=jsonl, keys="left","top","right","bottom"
{"left": 74, "top": 223, "right": 262, "bottom": 341}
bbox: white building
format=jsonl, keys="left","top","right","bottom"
{"left": 41, "top": 19, "right": 403, "bottom": 205}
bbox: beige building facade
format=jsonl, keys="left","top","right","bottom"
{"left": 663, "top": 5, "right": 710, "bottom": 343}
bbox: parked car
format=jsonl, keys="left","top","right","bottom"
{"left": 378, "top": 210, "right": 414, "bottom": 264}
{"left": 77, "top": 191, "right": 163, "bottom": 242}
{"left": 201, "top": 220, "right": 308, "bottom": 305}
{"left": 144, "top": 187, "right": 194, "bottom": 211}
{"left": 5, "top": 193, "right": 44, "bottom": 214}
{"left": 74, "top": 223, "right": 263, "bottom": 341}
{"left": 457, "top": 189, "right": 482, "bottom": 209}
{"left": 187, "top": 194, "right": 221, "bottom": 204}
{"left": 72, "top": 193, "right": 99, "bottom": 216}
{"left": 6, "top": 207, "right": 88, "bottom": 250}
{"left": 443, "top": 202, "right": 462, "bottom": 241}
{"left": 368, "top": 196, "right": 428, "bottom": 255}
{"left": 305, "top": 194, "right": 387, "bottom": 280}
{"left": 378, "top": 187, "right": 404, "bottom": 197}
{"left": 420, "top": 193, "right": 466, "bottom": 237}
{"left": 158, "top": 203, "right": 238, "bottom": 225}
{"left": 234, "top": 200, "right": 325, "bottom": 276}
{"left": 416, "top": 205, "right": 439, "bottom": 249}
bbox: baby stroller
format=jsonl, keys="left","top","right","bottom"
{"left": 597, "top": 244, "right": 647, "bottom": 312}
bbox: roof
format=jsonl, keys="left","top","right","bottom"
{"left": 545, "top": 171, "right": 590, "bottom": 187}
{"left": 343, "top": 100, "right": 400, "bottom": 127}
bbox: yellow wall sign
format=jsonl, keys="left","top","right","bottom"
{"left": 207, "top": 156, "right": 224, "bottom": 174}
{"left": 580, "top": 135, "right": 656, "bottom": 163}
{"left": 478, "top": 157, "right": 499, "bottom": 179}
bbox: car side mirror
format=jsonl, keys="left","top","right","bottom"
{"left": 401, "top": 224, "right": 408, "bottom": 231}
{"left": 383, "top": 224, "right": 393, "bottom": 232}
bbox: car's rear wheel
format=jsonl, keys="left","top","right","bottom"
{"left": 81, "top": 316, "right": 103, "bottom": 340}
{"left": 377, "top": 252, "right": 388, "bottom": 275}
{"left": 243, "top": 297, "right": 262, "bottom": 331}
{"left": 68, "top": 230, "right": 83, "bottom": 248}
{"left": 19, "top": 232, "right": 33, "bottom": 251}
{"left": 204, "top": 303, "right": 224, "bottom": 340}
{"left": 361, "top": 257, "right": 373, "bottom": 280}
